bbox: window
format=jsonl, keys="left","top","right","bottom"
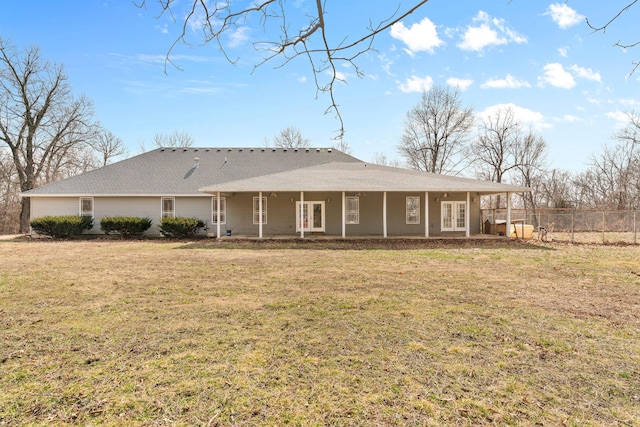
{"left": 161, "top": 197, "right": 175, "bottom": 218}
{"left": 346, "top": 196, "right": 359, "bottom": 224}
{"left": 406, "top": 196, "right": 420, "bottom": 224}
{"left": 80, "top": 197, "right": 93, "bottom": 217}
{"left": 253, "top": 197, "right": 267, "bottom": 224}
{"left": 211, "top": 196, "right": 226, "bottom": 224}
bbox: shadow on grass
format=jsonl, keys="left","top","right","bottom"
{"left": 176, "top": 238, "right": 555, "bottom": 251}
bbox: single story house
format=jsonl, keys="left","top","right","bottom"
{"left": 22, "top": 147, "right": 530, "bottom": 238}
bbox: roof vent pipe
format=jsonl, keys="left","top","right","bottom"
{"left": 193, "top": 157, "right": 200, "bottom": 168}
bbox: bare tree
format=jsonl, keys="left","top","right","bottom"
{"left": 576, "top": 112, "right": 640, "bottom": 209}
{"left": 513, "top": 130, "right": 548, "bottom": 210}
{"left": 539, "top": 169, "right": 577, "bottom": 209}
{"left": 371, "top": 152, "right": 402, "bottom": 167}
{"left": 472, "top": 112, "right": 549, "bottom": 210}
{"left": 0, "top": 149, "right": 20, "bottom": 234}
{"left": 153, "top": 130, "right": 195, "bottom": 148}
{"left": 0, "top": 40, "right": 99, "bottom": 232}
{"left": 332, "top": 139, "right": 352, "bottom": 155}
{"left": 471, "top": 107, "right": 521, "bottom": 185}
{"left": 397, "top": 86, "right": 475, "bottom": 175}
{"left": 269, "top": 126, "right": 310, "bottom": 149}
{"left": 137, "top": 0, "right": 431, "bottom": 139}
{"left": 90, "top": 128, "right": 128, "bottom": 167}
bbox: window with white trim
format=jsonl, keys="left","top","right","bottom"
{"left": 406, "top": 196, "right": 420, "bottom": 224}
{"left": 211, "top": 196, "right": 226, "bottom": 224}
{"left": 346, "top": 196, "right": 359, "bottom": 224}
{"left": 161, "top": 197, "right": 175, "bottom": 218}
{"left": 80, "top": 197, "right": 93, "bottom": 218}
{"left": 253, "top": 197, "right": 267, "bottom": 224}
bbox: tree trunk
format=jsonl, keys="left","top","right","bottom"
{"left": 19, "top": 197, "right": 30, "bottom": 234}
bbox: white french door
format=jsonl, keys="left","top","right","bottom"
{"left": 296, "top": 201, "right": 325, "bottom": 232}
{"left": 441, "top": 201, "right": 467, "bottom": 232}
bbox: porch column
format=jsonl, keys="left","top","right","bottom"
{"left": 383, "top": 192, "right": 387, "bottom": 238}
{"left": 258, "top": 191, "right": 263, "bottom": 239}
{"left": 341, "top": 191, "right": 346, "bottom": 239}
{"left": 425, "top": 192, "right": 429, "bottom": 238}
{"left": 506, "top": 192, "right": 512, "bottom": 239}
{"left": 466, "top": 192, "right": 470, "bottom": 238}
{"left": 300, "top": 191, "right": 304, "bottom": 239}
{"left": 216, "top": 191, "right": 221, "bottom": 239}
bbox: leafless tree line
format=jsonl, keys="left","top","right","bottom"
{"left": 393, "top": 85, "right": 640, "bottom": 212}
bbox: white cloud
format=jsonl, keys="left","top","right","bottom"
{"left": 538, "top": 63, "right": 576, "bottom": 89}
{"left": 398, "top": 75, "right": 434, "bottom": 93}
{"left": 481, "top": 74, "right": 531, "bottom": 89}
{"left": 227, "top": 27, "right": 250, "bottom": 48}
{"left": 559, "top": 114, "right": 583, "bottom": 123}
{"left": 570, "top": 65, "right": 601, "bottom": 82}
{"left": 457, "top": 11, "right": 526, "bottom": 52}
{"left": 446, "top": 77, "right": 473, "bottom": 91}
{"left": 458, "top": 23, "right": 504, "bottom": 51}
{"left": 156, "top": 24, "right": 169, "bottom": 34}
{"left": 620, "top": 98, "right": 640, "bottom": 107}
{"left": 558, "top": 47, "right": 569, "bottom": 57}
{"left": 134, "top": 54, "right": 213, "bottom": 64}
{"left": 332, "top": 70, "right": 347, "bottom": 82}
{"left": 478, "top": 103, "right": 550, "bottom": 130}
{"left": 297, "top": 76, "right": 307, "bottom": 83}
{"left": 606, "top": 110, "right": 632, "bottom": 126}
{"left": 379, "top": 54, "right": 395, "bottom": 77}
{"left": 390, "top": 17, "right": 444, "bottom": 54}
{"left": 545, "top": 3, "right": 585, "bottom": 29}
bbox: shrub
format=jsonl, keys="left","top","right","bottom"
{"left": 30, "top": 215, "right": 94, "bottom": 238}
{"left": 159, "top": 216, "right": 206, "bottom": 238}
{"left": 100, "top": 216, "right": 152, "bottom": 237}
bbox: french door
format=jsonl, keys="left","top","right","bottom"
{"left": 296, "top": 201, "right": 325, "bottom": 232}
{"left": 441, "top": 201, "right": 467, "bottom": 232}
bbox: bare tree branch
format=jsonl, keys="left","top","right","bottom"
{"left": 135, "top": 0, "right": 431, "bottom": 139}
{"left": 585, "top": 1, "right": 640, "bottom": 74}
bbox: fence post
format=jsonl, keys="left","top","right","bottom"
{"left": 571, "top": 209, "right": 575, "bottom": 243}
{"left": 634, "top": 211, "right": 637, "bottom": 245}
{"left": 602, "top": 210, "right": 606, "bottom": 244}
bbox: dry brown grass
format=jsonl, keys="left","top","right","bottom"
{"left": 1, "top": 238, "right": 639, "bottom": 426}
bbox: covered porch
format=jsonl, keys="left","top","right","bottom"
{"left": 200, "top": 161, "right": 529, "bottom": 240}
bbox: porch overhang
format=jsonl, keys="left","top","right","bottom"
{"left": 198, "top": 162, "right": 530, "bottom": 195}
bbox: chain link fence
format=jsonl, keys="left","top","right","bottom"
{"left": 481, "top": 208, "right": 639, "bottom": 244}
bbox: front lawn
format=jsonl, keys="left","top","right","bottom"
{"left": 1, "top": 239, "right": 638, "bottom": 426}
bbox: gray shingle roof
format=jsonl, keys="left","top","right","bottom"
{"left": 199, "top": 162, "right": 530, "bottom": 194}
{"left": 23, "top": 147, "right": 529, "bottom": 196}
{"left": 23, "top": 147, "right": 360, "bottom": 196}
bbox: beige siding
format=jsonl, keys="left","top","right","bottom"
{"left": 31, "top": 197, "right": 79, "bottom": 218}
{"left": 30, "top": 191, "right": 483, "bottom": 237}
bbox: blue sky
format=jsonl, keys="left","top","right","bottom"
{"left": 0, "top": 1, "right": 638, "bottom": 173}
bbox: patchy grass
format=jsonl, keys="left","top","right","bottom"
{"left": 0, "top": 239, "right": 639, "bottom": 426}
